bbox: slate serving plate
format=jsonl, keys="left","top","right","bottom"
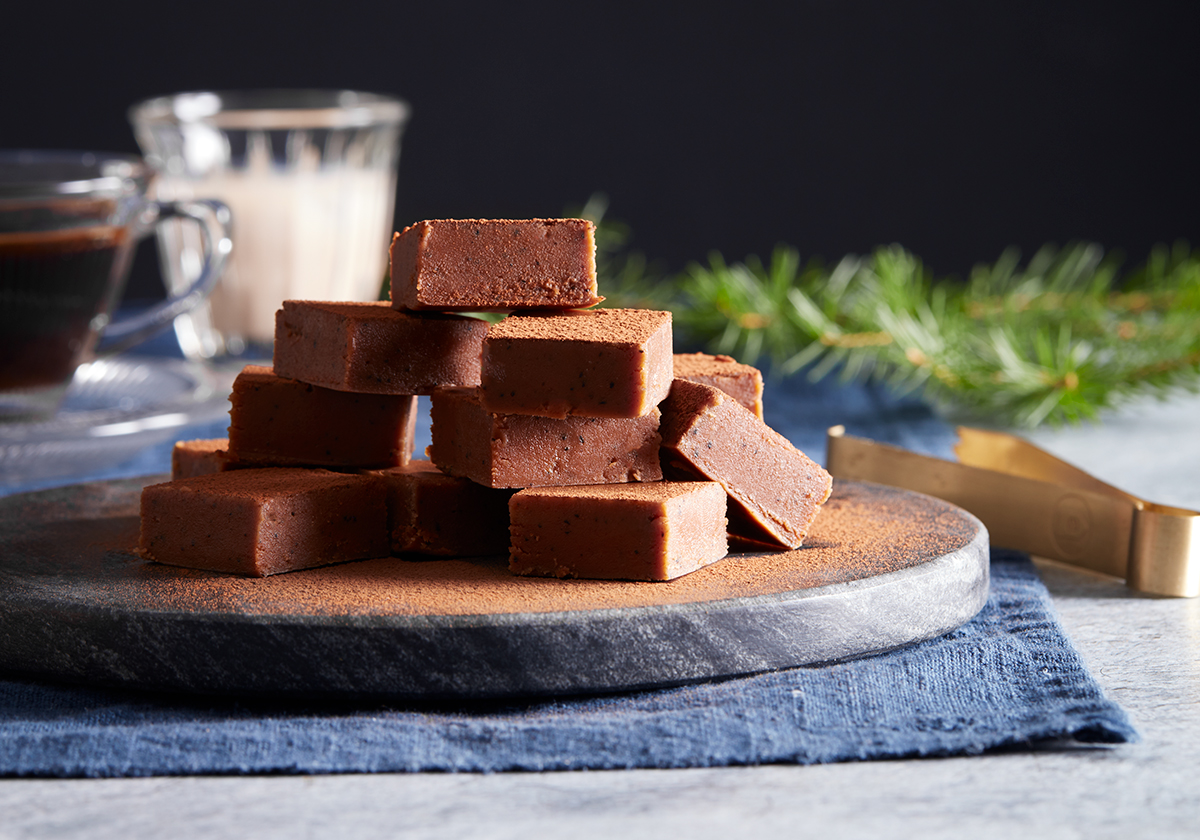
{"left": 0, "top": 477, "right": 988, "bottom": 700}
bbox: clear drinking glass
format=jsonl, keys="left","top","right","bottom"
{"left": 129, "top": 90, "right": 410, "bottom": 360}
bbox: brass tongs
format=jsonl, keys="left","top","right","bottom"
{"left": 826, "top": 425, "right": 1199, "bottom": 597}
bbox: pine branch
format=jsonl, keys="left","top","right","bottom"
{"left": 687, "top": 241, "right": 1200, "bottom": 427}
{"left": 572, "top": 195, "right": 1199, "bottom": 427}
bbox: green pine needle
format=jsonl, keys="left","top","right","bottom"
{"left": 579, "top": 196, "right": 1199, "bottom": 427}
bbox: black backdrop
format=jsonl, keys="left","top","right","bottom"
{"left": 3, "top": 1, "right": 1196, "bottom": 298}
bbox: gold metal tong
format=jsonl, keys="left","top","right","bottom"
{"left": 826, "top": 425, "right": 1200, "bottom": 597}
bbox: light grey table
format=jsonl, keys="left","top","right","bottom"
{"left": 2, "top": 392, "right": 1197, "bottom": 840}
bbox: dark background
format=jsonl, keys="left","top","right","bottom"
{"left": 3, "top": 1, "right": 1196, "bottom": 298}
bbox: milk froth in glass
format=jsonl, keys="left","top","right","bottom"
{"left": 130, "top": 90, "right": 409, "bottom": 360}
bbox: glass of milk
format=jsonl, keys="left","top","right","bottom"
{"left": 129, "top": 90, "right": 409, "bottom": 360}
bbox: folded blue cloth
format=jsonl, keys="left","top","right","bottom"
{"left": 0, "top": 370, "right": 1136, "bottom": 776}
{"left": 0, "top": 550, "right": 1135, "bottom": 776}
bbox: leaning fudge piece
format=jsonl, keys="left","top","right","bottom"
{"left": 139, "top": 468, "right": 389, "bottom": 577}
{"left": 659, "top": 379, "right": 832, "bottom": 549}
{"left": 429, "top": 386, "right": 662, "bottom": 488}
{"left": 227, "top": 365, "right": 417, "bottom": 469}
{"left": 482, "top": 309, "right": 673, "bottom": 418}
{"left": 673, "top": 352, "right": 765, "bottom": 419}
{"left": 370, "top": 459, "right": 515, "bottom": 557}
{"left": 273, "top": 300, "right": 487, "bottom": 394}
{"left": 389, "top": 218, "right": 602, "bottom": 312}
{"left": 171, "top": 438, "right": 234, "bottom": 479}
{"left": 509, "top": 481, "right": 728, "bottom": 581}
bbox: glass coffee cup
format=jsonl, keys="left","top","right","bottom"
{"left": 0, "top": 151, "right": 231, "bottom": 420}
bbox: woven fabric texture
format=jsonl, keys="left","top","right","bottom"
{"left": 0, "top": 551, "right": 1135, "bottom": 777}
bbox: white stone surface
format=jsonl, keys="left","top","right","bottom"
{"left": 1023, "top": 389, "right": 1200, "bottom": 510}
{"left": 2, "top": 392, "right": 1197, "bottom": 840}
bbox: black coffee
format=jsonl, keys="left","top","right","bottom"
{"left": 0, "top": 226, "right": 128, "bottom": 390}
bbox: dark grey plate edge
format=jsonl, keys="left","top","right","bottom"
{"left": 0, "top": 523, "right": 990, "bottom": 700}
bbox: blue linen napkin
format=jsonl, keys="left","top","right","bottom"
{"left": 0, "top": 549, "right": 1135, "bottom": 776}
{"left": 0, "top": 364, "right": 1137, "bottom": 776}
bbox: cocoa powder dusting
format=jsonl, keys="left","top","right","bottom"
{"left": 1, "top": 479, "right": 982, "bottom": 619}
{"left": 488, "top": 308, "right": 669, "bottom": 344}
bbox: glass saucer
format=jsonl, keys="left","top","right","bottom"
{"left": 0, "top": 356, "right": 233, "bottom": 488}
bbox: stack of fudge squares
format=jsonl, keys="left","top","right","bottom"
{"left": 140, "top": 218, "right": 833, "bottom": 580}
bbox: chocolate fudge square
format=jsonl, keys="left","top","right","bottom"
{"left": 228, "top": 365, "right": 417, "bottom": 469}
{"left": 274, "top": 300, "right": 487, "bottom": 394}
{"left": 389, "top": 218, "right": 602, "bottom": 312}
{"left": 139, "top": 468, "right": 389, "bottom": 577}
{"left": 481, "top": 309, "right": 672, "bottom": 419}
{"left": 508, "top": 481, "right": 728, "bottom": 581}
{"left": 429, "top": 386, "right": 662, "bottom": 488}
{"left": 659, "top": 379, "right": 832, "bottom": 549}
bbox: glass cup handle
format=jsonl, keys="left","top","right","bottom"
{"left": 96, "top": 199, "right": 232, "bottom": 354}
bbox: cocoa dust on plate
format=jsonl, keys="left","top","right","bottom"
{"left": 0, "top": 478, "right": 981, "bottom": 618}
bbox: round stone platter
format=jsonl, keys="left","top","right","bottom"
{"left": 0, "top": 477, "right": 989, "bottom": 700}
